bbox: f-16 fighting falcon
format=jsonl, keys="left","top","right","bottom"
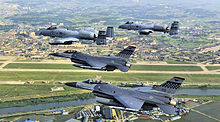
{"left": 39, "top": 26, "right": 114, "bottom": 45}
{"left": 65, "top": 77, "right": 185, "bottom": 115}
{"left": 118, "top": 21, "right": 179, "bottom": 35}
{"left": 50, "top": 45, "right": 136, "bottom": 72}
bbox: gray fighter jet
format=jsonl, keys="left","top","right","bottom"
{"left": 50, "top": 46, "right": 136, "bottom": 72}
{"left": 65, "top": 77, "right": 185, "bottom": 115}
{"left": 118, "top": 21, "right": 179, "bottom": 35}
{"left": 39, "top": 26, "right": 114, "bottom": 45}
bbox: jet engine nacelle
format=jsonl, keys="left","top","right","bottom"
{"left": 78, "top": 30, "right": 95, "bottom": 39}
{"left": 138, "top": 30, "right": 153, "bottom": 35}
{"left": 96, "top": 97, "right": 123, "bottom": 107}
{"left": 153, "top": 24, "right": 167, "bottom": 31}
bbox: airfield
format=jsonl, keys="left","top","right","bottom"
{"left": 0, "top": 56, "right": 220, "bottom": 121}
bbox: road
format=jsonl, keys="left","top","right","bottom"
{"left": 0, "top": 56, "right": 17, "bottom": 69}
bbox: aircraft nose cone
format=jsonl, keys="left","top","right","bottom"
{"left": 39, "top": 30, "right": 45, "bottom": 35}
{"left": 38, "top": 31, "right": 43, "bottom": 35}
{"left": 65, "top": 82, "right": 77, "bottom": 87}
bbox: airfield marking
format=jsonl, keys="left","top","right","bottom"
{"left": 190, "top": 100, "right": 213, "bottom": 109}
{"left": 197, "top": 63, "right": 208, "bottom": 72}
{"left": 0, "top": 57, "right": 17, "bottom": 69}
{"left": 190, "top": 101, "right": 220, "bottom": 122}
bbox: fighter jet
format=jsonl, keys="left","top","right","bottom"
{"left": 118, "top": 21, "right": 179, "bottom": 35}
{"left": 50, "top": 45, "right": 136, "bottom": 72}
{"left": 39, "top": 26, "right": 114, "bottom": 45}
{"left": 65, "top": 77, "right": 185, "bottom": 115}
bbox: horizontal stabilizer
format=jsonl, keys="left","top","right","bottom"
{"left": 157, "top": 104, "right": 176, "bottom": 115}
{"left": 116, "top": 65, "right": 130, "bottom": 72}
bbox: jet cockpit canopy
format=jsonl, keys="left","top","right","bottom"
{"left": 64, "top": 50, "right": 77, "bottom": 53}
{"left": 47, "top": 26, "right": 57, "bottom": 30}
{"left": 125, "top": 21, "right": 134, "bottom": 24}
{"left": 83, "top": 79, "right": 108, "bottom": 84}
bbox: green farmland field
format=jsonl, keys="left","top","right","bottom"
{"left": 4, "top": 63, "right": 203, "bottom": 71}
{"left": 0, "top": 84, "right": 85, "bottom": 100}
{"left": 4, "top": 63, "right": 81, "bottom": 70}
{"left": 0, "top": 71, "right": 219, "bottom": 84}
{"left": 206, "top": 66, "right": 220, "bottom": 71}
{"left": 130, "top": 65, "right": 203, "bottom": 71}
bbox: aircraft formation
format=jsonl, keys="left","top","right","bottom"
{"left": 38, "top": 21, "right": 182, "bottom": 115}
{"left": 118, "top": 21, "right": 179, "bottom": 35}
{"left": 39, "top": 21, "right": 179, "bottom": 45}
{"left": 39, "top": 21, "right": 180, "bottom": 72}
{"left": 39, "top": 26, "right": 114, "bottom": 45}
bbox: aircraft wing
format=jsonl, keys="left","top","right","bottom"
{"left": 87, "top": 60, "right": 107, "bottom": 69}
{"left": 114, "top": 95, "right": 144, "bottom": 110}
{"left": 50, "top": 37, "right": 79, "bottom": 45}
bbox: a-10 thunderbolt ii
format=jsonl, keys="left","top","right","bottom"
{"left": 118, "top": 21, "right": 179, "bottom": 35}
{"left": 39, "top": 26, "right": 114, "bottom": 45}
{"left": 49, "top": 45, "right": 136, "bottom": 72}
{"left": 65, "top": 77, "right": 185, "bottom": 115}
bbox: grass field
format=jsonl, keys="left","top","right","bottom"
{"left": 130, "top": 65, "right": 202, "bottom": 71}
{"left": 3, "top": 63, "right": 81, "bottom": 70}
{"left": 177, "top": 102, "right": 220, "bottom": 122}
{"left": 193, "top": 102, "right": 220, "bottom": 120}
{"left": 0, "top": 93, "right": 94, "bottom": 109}
{"left": 176, "top": 111, "right": 216, "bottom": 122}
{"left": 4, "top": 63, "right": 203, "bottom": 71}
{"left": 0, "top": 71, "right": 219, "bottom": 84}
{"left": 0, "top": 63, "right": 3, "bottom": 66}
{"left": 0, "top": 84, "right": 88, "bottom": 101}
{"left": 206, "top": 66, "right": 220, "bottom": 71}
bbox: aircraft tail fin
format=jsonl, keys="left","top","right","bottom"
{"left": 115, "top": 45, "right": 136, "bottom": 59}
{"left": 95, "top": 27, "right": 114, "bottom": 45}
{"left": 169, "top": 21, "right": 179, "bottom": 35}
{"left": 153, "top": 77, "right": 185, "bottom": 94}
{"left": 106, "top": 27, "right": 114, "bottom": 39}
{"left": 96, "top": 31, "right": 107, "bottom": 45}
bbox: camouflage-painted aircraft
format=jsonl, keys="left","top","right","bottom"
{"left": 119, "top": 21, "right": 179, "bottom": 35}
{"left": 65, "top": 77, "right": 185, "bottom": 115}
